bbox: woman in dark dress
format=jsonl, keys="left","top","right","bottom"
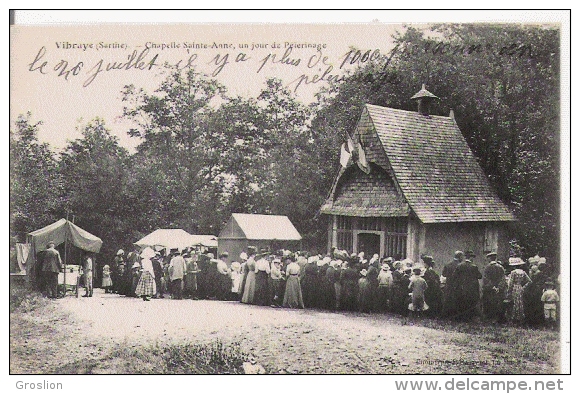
{"left": 339, "top": 260, "right": 360, "bottom": 311}
{"left": 358, "top": 269, "right": 373, "bottom": 313}
{"left": 422, "top": 256, "right": 443, "bottom": 317}
{"left": 324, "top": 261, "right": 339, "bottom": 310}
{"left": 452, "top": 256, "right": 482, "bottom": 321}
{"left": 316, "top": 259, "right": 330, "bottom": 309}
{"left": 111, "top": 250, "right": 124, "bottom": 294}
{"left": 524, "top": 265, "right": 547, "bottom": 326}
{"left": 392, "top": 263, "right": 412, "bottom": 316}
{"left": 253, "top": 253, "right": 271, "bottom": 306}
{"left": 366, "top": 263, "right": 379, "bottom": 312}
{"left": 302, "top": 257, "right": 319, "bottom": 308}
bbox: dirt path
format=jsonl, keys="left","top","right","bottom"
{"left": 12, "top": 289, "right": 560, "bottom": 374}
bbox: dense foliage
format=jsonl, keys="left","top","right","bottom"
{"left": 10, "top": 24, "right": 561, "bottom": 265}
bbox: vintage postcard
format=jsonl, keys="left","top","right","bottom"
{"left": 9, "top": 9, "right": 569, "bottom": 386}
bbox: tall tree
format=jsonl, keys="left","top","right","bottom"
{"left": 59, "top": 118, "right": 133, "bottom": 258}
{"left": 121, "top": 67, "right": 226, "bottom": 232}
{"left": 10, "top": 113, "right": 63, "bottom": 241}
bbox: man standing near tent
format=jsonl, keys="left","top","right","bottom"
{"left": 42, "top": 242, "right": 63, "bottom": 298}
{"left": 169, "top": 249, "right": 187, "bottom": 300}
{"left": 82, "top": 252, "right": 94, "bottom": 297}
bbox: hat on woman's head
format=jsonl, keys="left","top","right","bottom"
{"left": 402, "top": 258, "right": 414, "bottom": 268}
{"left": 509, "top": 257, "right": 525, "bottom": 266}
{"left": 422, "top": 255, "right": 434, "bottom": 264}
{"left": 117, "top": 249, "right": 124, "bottom": 256}
{"left": 239, "top": 252, "right": 248, "bottom": 261}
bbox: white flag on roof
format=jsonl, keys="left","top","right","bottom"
{"left": 340, "top": 142, "right": 351, "bottom": 168}
{"left": 356, "top": 136, "right": 370, "bottom": 174}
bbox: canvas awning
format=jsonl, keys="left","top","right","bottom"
{"left": 135, "top": 229, "right": 217, "bottom": 250}
{"left": 28, "top": 219, "right": 103, "bottom": 253}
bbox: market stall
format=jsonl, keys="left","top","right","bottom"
{"left": 26, "top": 219, "right": 103, "bottom": 294}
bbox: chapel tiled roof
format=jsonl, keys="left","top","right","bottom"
{"left": 320, "top": 164, "right": 409, "bottom": 217}
{"left": 365, "top": 104, "right": 515, "bottom": 223}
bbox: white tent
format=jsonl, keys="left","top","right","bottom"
{"left": 189, "top": 234, "right": 218, "bottom": 248}
{"left": 134, "top": 229, "right": 217, "bottom": 250}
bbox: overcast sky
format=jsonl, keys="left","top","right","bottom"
{"left": 10, "top": 10, "right": 569, "bottom": 153}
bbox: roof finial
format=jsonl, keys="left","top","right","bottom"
{"left": 410, "top": 84, "right": 440, "bottom": 116}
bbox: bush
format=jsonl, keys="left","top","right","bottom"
{"left": 10, "top": 286, "right": 48, "bottom": 313}
{"left": 161, "top": 340, "right": 249, "bottom": 374}
{"left": 106, "top": 339, "right": 252, "bottom": 374}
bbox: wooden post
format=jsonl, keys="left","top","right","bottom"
{"left": 331, "top": 215, "right": 338, "bottom": 251}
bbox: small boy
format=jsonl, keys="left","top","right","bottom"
{"left": 408, "top": 266, "right": 429, "bottom": 318}
{"left": 541, "top": 281, "right": 559, "bottom": 328}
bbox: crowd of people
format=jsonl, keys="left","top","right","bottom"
{"left": 100, "top": 246, "right": 560, "bottom": 327}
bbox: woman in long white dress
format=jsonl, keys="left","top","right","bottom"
{"left": 283, "top": 258, "right": 304, "bottom": 309}
{"left": 241, "top": 254, "right": 257, "bottom": 304}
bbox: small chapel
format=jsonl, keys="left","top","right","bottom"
{"left": 320, "top": 85, "right": 515, "bottom": 270}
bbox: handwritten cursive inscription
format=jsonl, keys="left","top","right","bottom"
{"left": 27, "top": 45, "right": 390, "bottom": 93}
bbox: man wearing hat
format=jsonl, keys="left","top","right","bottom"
{"left": 42, "top": 242, "right": 63, "bottom": 298}
{"left": 377, "top": 259, "right": 393, "bottom": 312}
{"left": 152, "top": 251, "right": 165, "bottom": 299}
{"left": 168, "top": 249, "right": 187, "bottom": 300}
{"left": 81, "top": 252, "right": 94, "bottom": 297}
{"left": 541, "top": 281, "right": 559, "bottom": 328}
{"left": 441, "top": 251, "right": 464, "bottom": 317}
{"left": 482, "top": 251, "right": 507, "bottom": 322}
{"left": 269, "top": 258, "right": 284, "bottom": 307}
{"left": 112, "top": 249, "right": 125, "bottom": 294}
{"left": 451, "top": 251, "right": 482, "bottom": 321}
